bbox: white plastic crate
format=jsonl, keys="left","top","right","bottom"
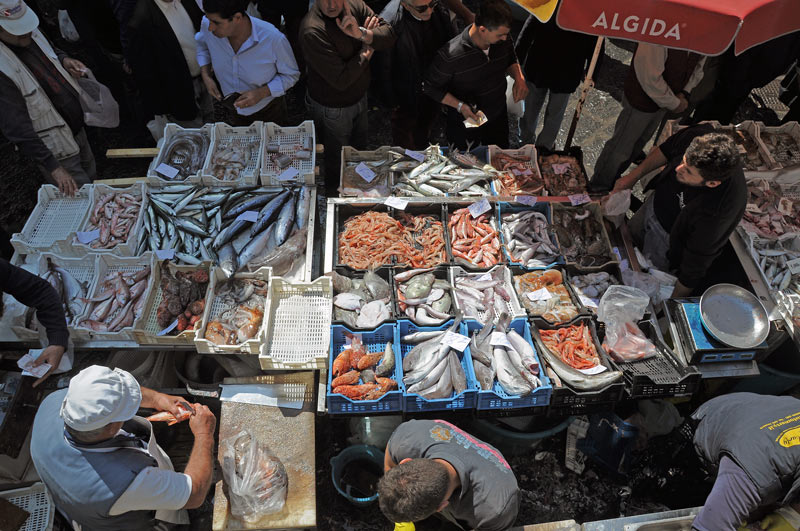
{"left": 201, "top": 122, "right": 264, "bottom": 186}
{"left": 259, "top": 276, "right": 332, "bottom": 370}
{"left": 73, "top": 182, "right": 147, "bottom": 257}
{"left": 146, "top": 123, "right": 211, "bottom": 185}
{"left": 75, "top": 253, "right": 155, "bottom": 341}
{"left": 35, "top": 253, "right": 99, "bottom": 342}
{"left": 760, "top": 122, "right": 800, "bottom": 168}
{"left": 194, "top": 266, "right": 271, "bottom": 354}
{"left": 11, "top": 185, "right": 92, "bottom": 256}
{"left": 0, "top": 483, "right": 54, "bottom": 531}
{"left": 449, "top": 264, "right": 526, "bottom": 321}
{"left": 338, "top": 145, "right": 399, "bottom": 197}
{"left": 488, "top": 144, "right": 542, "bottom": 197}
{"left": 260, "top": 120, "right": 316, "bottom": 185}
{"left": 717, "top": 121, "right": 778, "bottom": 174}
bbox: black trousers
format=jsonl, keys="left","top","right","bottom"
{"left": 446, "top": 109, "right": 509, "bottom": 150}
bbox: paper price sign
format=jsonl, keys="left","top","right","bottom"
{"left": 512, "top": 168, "right": 532, "bottom": 176}
{"left": 568, "top": 193, "right": 590, "bottom": 206}
{"left": 442, "top": 331, "right": 470, "bottom": 352}
{"left": 277, "top": 167, "right": 299, "bottom": 181}
{"left": 476, "top": 273, "right": 492, "bottom": 281}
{"left": 157, "top": 319, "right": 179, "bottom": 336}
{"left": 578, "top": 364, "right": 607, "bottom": 375}
{"left": 579, "top": 295, "right": 598, "bottom": 309}
{"left": 515, "top": 195, "right": 537, "bottom": 206}
{"left": 155, "top": 163, "right": 179, "bottom": 179}
{"left": 490, "top": 331, "right": 513, "bottom": 348}
{"left": 355, "top": 162, "right": 377, "bottom": 183}
{"left": 405, "top": 149, "right": 425, "bottom": 162}
{"left": 526, "top": 287, "right": 552, "bottom": 301}
{"left": 551, "top": 163, "right": 571, "bottom": 175}
{"left": 385, "top": 197, "right": 409, "bottom": 210}
{"left": 778, "top": 198, "right": 793, "bottom": 216}
{"left": 468, "top": 198, "right": 491, "bottom": 218}
{"left": 236, "top": 210, "right": 259, "bottom": 223}
{"left": 155, "top": 249, "right": 175, "bottom": 260}
{"left": 76, "top": 229, "right": 100, "bottom": 244}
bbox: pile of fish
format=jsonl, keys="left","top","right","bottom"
{"left": 741, "top": 180, "right": 800, "bottom": 238}
{"left": 155, "top": 129, "right": 210, "bottom": 181}
{"left": 501, "top": 210, "right": 560, "bottom": 267}
{"left": 140, "top": 185, "right": 310, "bottom": 277}
{"left": 748, "top": 235, "right": 800, "bottom": 295}
{"left": 761, "top": 131, "right": 800, "bottom": 166}
{"left": 331, "top": 270, "right": 392, "bottom": 329}
{"left": 401, "top": 316, "right": 470, "bottom": 399}
{"left": 208, "top": 138, "right": 258, "bottom": 181}
{"left": 448, "top": 207, "right": 502, "bottom": 268}
{"left": 330, "top": 335, "right": 398, "bottom": 400}
{"left": 78, "top": 265, "right": 151, "bottom": 333}
{"left": 395, "top": 212, "right": 446, "bottom": 268}
{"left": 204, "top": 277, "right": 268, "bottom": 345}
{"left": 515, "top": 269, "right": 580, "bottom": 323}
{"left": 338, "top": 211, "right": 406, "bottom": 269}
{"left": 155, "top": 261, "right": 209, "bottom": 334}
{"left": 340, "top": 153, "right": 393, "bottom": 197}
{"left": 452, "top": 266, "right": 513, "bottom": 319}
{"left": 538, "top": 153, "right": 586, "bottom": 196}
{"left": 395, "top": 268, "right": 453, "bottom": 325}
{"left": 537, "top": 323, "right": 623, "bottom": 391}
{"left": 39, "top": 257, "right": 88, "bottom": 326}
{"left": 80, "top": 190, "right": 143, "bottom": 250}
{"left": 722, "top": 129, "right": 771, "bottom": 171}
{"left": 392, "top": 145, "right": 498, "bottom": 197}
{"left": 570, "top": 271, "right": 619, "bottom": 311}
{"left": 491, "top": 151, "right": 544, "bottom": 196}
{"left": 552, "top": 205, "right": 614, "bottom": 267}
{"left": 469, "top": 313, "right": 542, "bottom": 395}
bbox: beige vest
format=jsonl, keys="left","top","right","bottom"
{"left": 0, "top": 30, "right": 83, "bottom": 160}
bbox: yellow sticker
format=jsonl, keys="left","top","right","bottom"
{"left": 430, "top": 426, "right": 453, "bottom": 442}
{"left": 777, "top": 426, "right": 800, "bottom": 447}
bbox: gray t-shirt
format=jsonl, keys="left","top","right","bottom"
{"left": 387, "top": 420, "right": 519, "bottom": 531}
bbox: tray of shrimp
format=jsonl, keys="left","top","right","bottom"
{"left": 393, "top": 203, "right": 450, "bottom": 269}
{"left": 334, "top": 203, "right": 401, "bottom": 271}
{"left": 489, "top": 144, "right": 545, "bottom": 198}
{"left": 446, "top": 203, "right": 504, "bottom": 270}
{"left": 512, "top": 267, "right": 589, "bottom": 325}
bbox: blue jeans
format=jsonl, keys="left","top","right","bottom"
{"left": 519, "top": 82, "right": 570, "bottom": 151}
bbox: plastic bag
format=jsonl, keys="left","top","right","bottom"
{"left": 506, "top": 75, "right": 524, "bottom": 118}
{"left": 58, "top": 10, "right": 79, "bottom": 42}
{"left": 597, "top": 285, "right": 656, "bottom": 362}
{"left": 77, "top": 70, "right": 119, "bottom": 128}
{"left": 601, "top": 190, "right": 631, "bottom": 228}
{"left": 220, "top": 430, "right": 288, "bottom": 522}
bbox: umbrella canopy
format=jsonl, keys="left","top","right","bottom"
{"left": 554, "top": 0, "right": 800, "bottom": 55}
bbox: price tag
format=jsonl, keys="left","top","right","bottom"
{"left": 787, "top": 257, "right": 800, "bottom": 275}
{"left": 405, "top": 149, "right": 425, "bottom": 162}
{"left": 235, "top": 210, "right": 259, "bottom": 223}
{"left": 442, "top": 330, "right": 470, "bottom": 352}
{"left": 76, "top": 229, "right": 100, "bottom": 244}
{"left": 745, "top": 203, "right": 762, "bottom": 213}
{"left": 155, "top": 163, "right": 180, "bottom": 179}
{"left": 579, "top": 295, "right": 599, "bottom": 309}
{"left": 490, "top": 331, "right": 513, "bottom": 348}
{"left": 515, "top": 195, "right": 537, "bottom": 206}
{"left": 526, "top": 288, "right": 552, "bottom": 301}
{"left": 551, "top": 163, "right": 571, "bottom": 175}
{"left": 578, "top": 364, "right": 607, "bottom": 375}
{"left": 155, "top": 249, "right": 175, "bottom": 260}
{"left": 277, "top": 167, "right": 300, "bottom": 181}
{"left": 512, "top": 168, "right": 533, "bottom": 176}
{"left": 355, "top": 162, "right": 377, "bottom": 183}
{"left": 157, "top": 319, "right": 179, "bottom": 336}
{"left": 568, "top": 193, "right": 591, "bottom": 206}
{"left": 476, "top": 273, "right": 492, "bottom": 281}
{"left": 778, "top": 197, "right": 793, "bottom": 216}
{"left": 468, "top": 198, "right": 491, "bottom": 218}
{"left": 385, "top": 197, "right": 409, "bottom": 210}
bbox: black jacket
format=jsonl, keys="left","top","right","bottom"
{"left": 126, "top": 0, "right": 203, "bottom": 120}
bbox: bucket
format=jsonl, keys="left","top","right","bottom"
{"left": 330, "top": 444, "right": 384, "bottom": 507}
{"left": 466, "top": 416, "right": 574, "bottom": 457}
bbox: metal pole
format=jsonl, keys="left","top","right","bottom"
{"left": 564, "top": 36, "right": 604, "bottom": 149}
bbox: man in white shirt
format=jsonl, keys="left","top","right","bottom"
{"left": 30, "top": 365, "right": 216, "bottom": 530}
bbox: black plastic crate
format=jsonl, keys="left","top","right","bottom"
{"left": 393, "top": 203, "right": 450, "bottom": 270}
{"left": 511, "top": 266, "right": 589, "bottom": 326}
{"left": 445, "top": 202, "right": 505, "bottom": 271}
{"left": 334, "top": 202, "right": 397, "bottom": 271}
{"left": 537, "top": 145, "right": 589, "bottom": 197}
{"left": 330, "top": 266, "right": 397, "bottom": 330}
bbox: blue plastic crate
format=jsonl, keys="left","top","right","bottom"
{"left": 497, "top": 201, "right": 563, "bottom": 270}
{"left": 464, "top": 318, "right": 553, "bottom": 411}
{"left": 327, "top": 323, "right": 403, "bottom": 415}
{"left": 397, "top": 319, "right": 479, "bottom": 412}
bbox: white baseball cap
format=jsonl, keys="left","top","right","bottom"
{"left": 0, "top": 0, "right": 38, "bottom": 36}
{"left": 60, "top": 366, "right": 142, "bottom": 432}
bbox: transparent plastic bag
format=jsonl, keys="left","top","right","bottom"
{"left": 220, "top": 430, "right": 288, "bottom": 522}
{"left": 78, "top": 70, "right": 120, "bottom": 128}
{"left": 601, "top": 190, "right": 631, "bottom": 228}
{"left": 597, "top": 285, "right": 656, "bottom": 362}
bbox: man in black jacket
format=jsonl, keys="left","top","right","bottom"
{"left": 611, "top": 125, "right": 746, "bottom": 297}
{"left": 377, "top": 0, "right": 455, "bottom": 149}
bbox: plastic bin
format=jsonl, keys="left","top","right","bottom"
{"left": 393, "top": 203, "right": 450, "bottom": 269}
{"left": 576, "top": 412, "right": 639, "bottom": 477}
{"left": 260, "top": 120, "right": 316, "bottom": 185}
{"left": 394, "top": 266, "right": 453, "bottom": 327}
{"left": 330, "top": 267, "right": 396, "bottom": 330}
{"left": 35, "top": 253, "right": 99, "bottom": 343}
{"left": 449, "top": 264, "right": 526, "bottom": 322}
{"left": 334, "top": 203, "right": 397, "bottom": 271}
{"left": 201, "top": 122, "right": 264, "bottom": 186}
{"left": 146, "top": 123, "right": 210, "bottom": 185}
{"left": 760, "top": 122, "right": 800, "bottom": 168}
{"left": 537, "top": 146, "right": 590, "bottom": 197}
{"left": 466, "top": 416, "right": 573, "bottom": 457}
{"left": 73, "top": 182, "right": 147, "bottom": 256}
{"left": 338, "top": 145, "right": 399, "bottom": 198}
{"left": 512, "top": 266, "right": 588, "bottom": 326}
{"left": 0, "top": 482, "right": 54, "bottom": 531}
{"left": 497, "top": 201, "right": 562, "bottom": 270}
{"left": 446, "top": 202, "right": 504, "bottom": 271}
{"left": 329, "top": 445, "right": 384, "bottom": 506}
{"left": 489, "top": 144, "right": 543, "bottom": 198}
{"left": 550, "top": 202, "right": 618, "bottom": 271}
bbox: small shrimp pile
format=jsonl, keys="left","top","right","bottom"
{"left": 83, "top": 191, "right": 142, "bottom": 249}
{"left": 338, "top": 211, "right": 408, "bottom": 269}
{"left": 515, "top": 269, "right": 579, "bottom": 323}
{"left": 492, "top": 152, "right": 544, "bottom": 196}
{"left": 539, "top": 153, "right": 587, "bottom": 196}
{"left": 448, "top": 207, "right": 502, "bottom": 268}
{"left": 540, "top": 323, "right": 600, "bottom": 370}
{"left": 396, "top": 213, "right": 446, "bottom": 268}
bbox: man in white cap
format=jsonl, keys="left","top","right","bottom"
{"left": 29, "top": 365, "right": 216, "bottom": 530}
{"left": 0, "top": 0, "right": 95, "bottom": 196}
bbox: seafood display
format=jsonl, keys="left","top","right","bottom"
{"left": 401, "top": 316, "right": 470, "bottom": 399}
{"left": 501, "top": 209, "right": 560, "bottom": 267}
{"left": 451, "top": 266, "right": 515, "bottom": 319}
{"left": 448, "top": 207, "right": 502, "bottom": 268}
{"left": 747, "top": 234, "right": 800, "bottom": 295}
{"left": 468, "top": 314, "right": 542, "bottom": 396}
{"left": 340, "top": 153, "right": 393, "bottom": 197}
{"left": 392, "top": 146, "right": 497, "bottom": 197}
{"left": 552, "top": 205, "right": 614, "bottom": 267}
{"left": 331, "top": 270, "right": 392, "bottom": 329}
{"left": 395, "top": 268, "right": 453, "bottom": 325}
{"left": 264, "top": 132, "right": 313, "bottom": 171}
{"left": 146, "top": 402, "right": 193, "bottom": 425}
{"left": 338, "top": 211, "right": 407, "bottom": 269}
{"left": 491, "top": 150, "right": 544, "bottom": 196}
{"left": 39, "top": 257, "right": 88, "bottom": 326}
{"left": 78, "top": 265, "right": 151, "bottom": 333}
{"left": 761, "top": 131, "right": 800, "bottom": 167}
{"left": 395, "top": 212, "right": 446, "bottom": 268}
{"left": 538, "top": 153, "right": 587, "bottom": 196}
{"left": 155, "top": 261, "right": 209, "bottom": 334}
{"left": 515, "top": 269, "right": 580, "bottom": 323}
{"left": 537, "top": 323, "right": 623, "bottom": 391}
{"left": 721, "top": 129, "right": 770, "bottom": 171}
{"left": 204, "top": 278, "right": 269, "bottom": 345}
{"left": 155, "top": 129, "right": 210, "bottom": 180}
{"left": 331, "top": 335, "right": 398, "bottom": 400}
{"left": 209, "top": 138, "right": 258, "bottom": 181}
{"left": 741, "top": 179, "right": 800, "bottom": 238}
{"left": 81, "top": 190, "right": 143, "bottom": 250}
{"left": 570, "top": 271, "right": 620, "bottom": 310}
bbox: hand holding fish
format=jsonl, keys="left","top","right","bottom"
{"left": 145, "top": 389, "right": 195, "bottom": 420}
{"left": 189, "top": 404, "right": 216, "bottom": 437}
{"left": 31, "top": 344, "right": 65, "bottom": 388}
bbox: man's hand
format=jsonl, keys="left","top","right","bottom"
{"left": 51, "top": 166, "right": 78, "bottom": 196}
{"left": 188, "top": 404, "right": 216, "bottom": 438}
{"left": 201, "top": 73, "right": 222, "bottom": 101}
{"left": 234, "top": 86, "right": 269, "bottom": 109}
{"left": 459, "top": 104, "right": 479, "bottom": 122}
{"left": 358, "top": 45, "right": 374, "bottom": 65}
{"left": 336, "top": 1, "right": 362, "bottom": 40}
{"left": 31, "top": 344, "right": 65, "bottom": 388}
{"left": 756, "top": 507, "right": 800, "bottom": 531}
{"left": 612, "top": 173, "right": 637, "bottom": 193}
{"left": 512, "top": 78, "right": 528, "bottom": 103}
{"left": 61, "top": 57, "right": 87, "bottom": 78}
{"left": 672, "top": 94, "right": 689, "bottom": 113}
{"left": 363, "top": 14, "right": 379, "bottom": 31}
{"left": 153, "top": 393, "right": 195, "bottom": 418}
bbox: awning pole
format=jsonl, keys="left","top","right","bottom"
{"left": 564, "top": 36, "right": 604, "bottom": 149}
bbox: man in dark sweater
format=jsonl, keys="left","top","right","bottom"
{"left": 422, "top": 0, "right": 526, "bottom": 149}
{"left": 300, "top": 0, "right": 396, "bottom": 193}
{"left": 612, "top": 125, "right": 746, "bottom": 297}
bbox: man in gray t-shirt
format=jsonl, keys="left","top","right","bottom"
{"left": 379, "top": 419, "right": 519, "bottom": 530}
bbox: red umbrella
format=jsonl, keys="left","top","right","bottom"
{"left": 555, "top": 0, "right": 800, "bottom": 55}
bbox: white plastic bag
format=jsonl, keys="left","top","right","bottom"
{"left": 77, "top": 70, "right": 120, "bottom": 128}
{"left": 220, "top": 430, "right": 288, "bottom": 522}
{"left": 58, "top": 10, "right": 79, "bottom": 42}
{"left": 506, "top": 75, "right": 524, "bottom": 118}
{"left": 597, "top": 285, "right": 656, "bottom": 362}
{"left": 601, "top": 190, "right": 631, "bottom": 228}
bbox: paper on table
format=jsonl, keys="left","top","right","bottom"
{"left": 515, "top": 195, "right": 537, "bottom": 206}
{"left": 355, "top": 162, "right": 377, "bottom": 183}
{"left": 551, "top": 163, "right": 571, "bottom": 175}
{"left": 578, "top": 364, "right": 607, "bottom": 375}
{"left": 468, "top": 198, "right": 491, "bottom": 218}
{"left": 220, "top": 383, "right": 305, "bottom": 410}
{"left": 156, "top": 163, "right": 180, "bottom": 179}
{"left": 442, "top": 331, "right": 470, "bottom": 352}
{"left": 568, "top": 193, "right": 590, "bottom": 206}
{"left": 405, "top": 149, "right": 425, "bottom": 162}
{"left": 277, "top": 167, "right": 300, "bottom": 181}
